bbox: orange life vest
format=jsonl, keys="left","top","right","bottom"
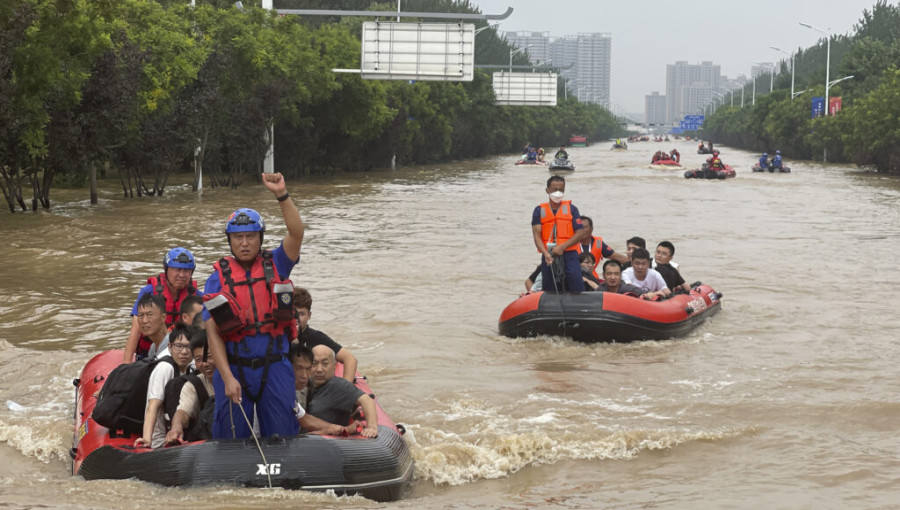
{"left": 137, "top": 274, "right": 197, "bottom": 356}
{"left": 204, "top": 250, "right": 297, "bottom": 346}
{"left": 539, "top": 201, "right": 579, "bottom": 252}
{"left": 581, "top": 235, "right": 605, "bottom": 279}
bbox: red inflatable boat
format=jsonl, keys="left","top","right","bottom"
{"left": 498, "top": 283, "right": 722, "bottom": 343}
{"left": 71, "top": 350, "right": 414, "bottom": 502}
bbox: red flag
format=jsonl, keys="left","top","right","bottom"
{"left": 829, "top": 97, "right": 842, "bottom": 116}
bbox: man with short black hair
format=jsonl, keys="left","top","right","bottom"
{"left": 579, "top": 216, "right": 628, "bottom": 280}
{"left": 654, "top": 241, "right": 690, "bottom": 293}
{"left": 178, "top": 295, "right": 205, "bottom": 328}
{"left": 135, "top": 295, "right": 169, "bottom": 360}
{"left": 622, "top": 236, "right": 646, "bottom": 270}
{"left": 596, "top": 260, "right": 647, "bottom": 295}
{"left": 622, "top": 248, "right": 670, "bottom": 300}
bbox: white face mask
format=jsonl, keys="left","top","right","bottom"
{"left": 549, "top": 191, "right": 564, "bottom": 203}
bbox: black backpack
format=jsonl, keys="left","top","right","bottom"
{"left": 92, "top": 355, "right": 178, "bottom": 437}
{"left": 163, "top": 373, "right": 214, "bottom": 442}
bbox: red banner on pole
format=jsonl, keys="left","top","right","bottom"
{"left": 829, "top": 97, "right": 842, "bottom": 116}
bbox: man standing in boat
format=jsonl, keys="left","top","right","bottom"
{"left": 532, "top": 175, "right": 588, "bottom": 293}
{"left": 203, "top": 173, "right": 304, "bottom": 439}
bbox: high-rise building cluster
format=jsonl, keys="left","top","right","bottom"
{"left": 504, "top": 31, "right": 611, "bottom": 108}
{"left": 644, "top": 61, "right": 773, "bottom": 126}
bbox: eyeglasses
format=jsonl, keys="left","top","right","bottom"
{"left": 171, "top": 343, "right": 191, "bottom": 352}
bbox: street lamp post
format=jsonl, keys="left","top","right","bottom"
{"left": 799, "top": 22, "right": 831, "bottom": 115}
{"left": 770, "top": 46, "right": 795, "bottom": 100}
{"left": 753, "top": 62, "right": 774, "bottom": 97}
{"left": 509, "top": 44, "right": 534, "bottom": 73}
{"left": 800, "top": 21, "right": 832, "bottom": 161}
{"left": 752, "top": 75, "right": 756, "bottom": 105}
{"left": 474, "top": 22, "right": 501, "bottom": 35}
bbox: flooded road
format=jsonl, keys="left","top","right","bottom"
{"left": 1, "top": 139, "right": 898, "bottom": 509}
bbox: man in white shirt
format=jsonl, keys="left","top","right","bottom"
{"left": 622, "top": 248, "right": 671, "bottom": 300}
{"left": 135, "top": 324, "right": 196, "bottom": 448}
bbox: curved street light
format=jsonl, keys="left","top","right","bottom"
{"left": 475, "top": 22, "right": 501, "bottom": 35}
{"left": 770, "top": 46, "right": 795, "bottom": 101}
{"left": 799, "top": 22, "right": 832, "bottom": 114}
{"left": 509, "top": 44, "right": 534, "bottom": 73}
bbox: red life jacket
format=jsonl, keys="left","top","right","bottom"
{"left": 204, "top": 250, "right": 297, "bottom": 346}
{"left": 538, "top": 201, "right": 579, "bottom": 252}
{"left": 136, "top": 274, "right": 197, "bottom": 357}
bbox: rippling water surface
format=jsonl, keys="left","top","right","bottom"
{"left": 1, "top": 140, "right": 898, "bottom": 509}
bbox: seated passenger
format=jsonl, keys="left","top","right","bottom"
{"left": 555, "top": 146, "right": 569, "bottom": 160}
{"left": 622, "top": 236, "right": 646, "bottom": 270}
{"left": 150, "top": 295, "right": 206, "bottom": 359}
{"left": 135, "top": 323, "right": 197, "bottom": 448}
{"left": 293, "top": 288, "right": 358, "bottom": 383}
{"left": 165, "top": 331, "right": 215, "bottom": 445}
{"left": 758, "top": 152, "right": 769, "bottom": 169}
{"left": 292, "top": 343, "right": 313, "bottom": 410}
{"left": 670, "top": 149, "right": 680, "bottom": 163}
{"left": 307, "top": 345, "right": 378, "bottom": 438}
{"left": 622, "top": 248, "right": 671, "bottom": 300}
{"left": 708, "top": 150, "right": 725, "bottom": 170}
{"left": 537, "top": 148, "right": 546, "bottom": 163}
{"left": 653, "top": 241, "right": 691, "bottom": 293}
{"left": 579, "top": 252, "right": 603, "bottom": 290}
{"left": 290, "top": 344, "right": 351, "bottom": 435}
{"left": 596, "top": 260, "right": 646, "bottom": 295}
{"left": 773, "top": 150, "right": 784, "bottom": 170}
{"left": 177, "top": 295, "right": 206, "bottom": 329}
{"left": 135, "top": 295, "right": 170, "bottom": 360}
{"left": 579, "top": 216, "right": 629, "bottom": 279}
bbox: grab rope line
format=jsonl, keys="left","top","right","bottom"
{"left": 229, "top": 400, "right": 273, "bottom": 488}
{"left": 549, "top": 252, "right": 568, "bottom": 337}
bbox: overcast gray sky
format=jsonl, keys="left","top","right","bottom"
{"left": 472, "top": 0, "right": 883, "bottom": 114}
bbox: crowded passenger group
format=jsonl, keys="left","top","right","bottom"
{"left": 527, "top": 175, "right": 692, "bottom": 300}
{"left": 118, "top": 172, "right": 376, "bottom": 450}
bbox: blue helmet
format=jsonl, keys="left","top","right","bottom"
{"left": 762, "top": 152, "right": 768, "bottom": 157}
{"left": 775, "top": 150, "right": 781, "bottom": 155}
{"left": 164, "top": 247, "right": 195, "bottom": 270}
{"left": 225, "top": 208, "right": 266, "bottom": 234}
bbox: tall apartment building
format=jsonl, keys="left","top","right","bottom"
{"left": 503, "top": 31, "right": 551, "bottom": 66}
{"left": 644, "top": 91, "right": 667, "bottom": 125}
{"left": 574, "top": 33, "right": 611, "bottom": 107}
{"left": 505, "top": 31, "right": 611, "bottom": 107}
{"left": 665, "top": 61, "right": 722, "bottom": 123}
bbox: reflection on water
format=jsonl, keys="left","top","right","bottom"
{"left": 0, "top": 141, "right": 898, "bottom": 508}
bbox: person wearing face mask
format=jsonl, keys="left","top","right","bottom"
{"left": 531, "top": 175, "right": 588, "bottom": 293}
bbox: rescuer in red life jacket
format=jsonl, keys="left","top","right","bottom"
{"left": 202, "top": 172, "right": 305, "bottom": 440}
{"left": 122, "top": 247, "right": 201, "bottom": 363}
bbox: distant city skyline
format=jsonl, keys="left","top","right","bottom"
{"left": 504, "top": 31, "right": 611, "bottom": 107}
{"left": 473, "top": 0, "right": 883, "bottom": 113}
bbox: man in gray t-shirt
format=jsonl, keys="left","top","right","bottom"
{"left": 307, "top": 345, "right": 379, "bottom": 438}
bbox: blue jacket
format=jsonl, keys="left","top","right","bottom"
{"left": 758, "top": 156, "right": 769, "bottom": 167}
